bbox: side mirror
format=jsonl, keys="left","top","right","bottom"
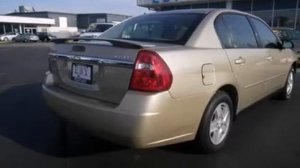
{"left": 282, "top": 40, "right": 294, "bottom": 49}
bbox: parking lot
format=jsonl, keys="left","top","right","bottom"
{"left": 0, "top": 42, "right": 300, "bottom": 168}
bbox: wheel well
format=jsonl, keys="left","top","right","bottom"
{"left": 218, "top": 85, "right": 238, "bottom": 119}
{"left": 292, "top": 62, "right": 297, "bottom": 72}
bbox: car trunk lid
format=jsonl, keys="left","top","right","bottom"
{"left": 49, "top": 38, "right": 175, "bottom": 104}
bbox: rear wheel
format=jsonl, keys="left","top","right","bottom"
{"left": 195, "top": 91, "right": 233, "bottom": 153}
{"left": 3, "top": 37, "right": 9, "bottom": 41}
{"left": 277, "top": 68, "right": 295, "bottom": 100}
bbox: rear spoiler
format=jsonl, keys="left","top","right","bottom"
{"left": 52, "top": 38, "right": 143, "bottom": 49}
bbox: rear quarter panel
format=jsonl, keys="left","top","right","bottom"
{"left": 153, "top": 47, "right": 238, "bottom": 133}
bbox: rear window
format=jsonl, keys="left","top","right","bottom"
{"left": 100, "top": 13, "right": 206, "bottom": 45}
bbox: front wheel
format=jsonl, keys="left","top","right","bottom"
{"left": 277, "top": 68, "right": 295, "bottom": 100}
{"left": 195, "top": 91, "right": 233, "bottom": 153}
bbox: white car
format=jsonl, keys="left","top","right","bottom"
{"left": 79, "top": 22, "right": 119, "bottom": 38}
{"left": 0, "top": 32, "right": 18, "bottom": 41}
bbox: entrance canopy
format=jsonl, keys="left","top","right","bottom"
{"left": 0, "top": 15, "right": 55, "bottom": 25}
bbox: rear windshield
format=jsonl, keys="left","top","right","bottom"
{"left": 100, "top": 13, "right": 206, "bottom": 45}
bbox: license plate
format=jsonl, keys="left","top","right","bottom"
{"left": 71, "top": 63, "right": 93, "bottom": 84}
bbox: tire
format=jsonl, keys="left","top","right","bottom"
{"left": 3, "top": 37, "right": 9, "bottom": 41}
{"left": 195, "top": 91, "right": 233, "bottom": 153}
{"left": 277, "top": 68, "right": 295, "bottom": 100}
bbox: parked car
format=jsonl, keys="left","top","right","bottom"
{"left": 79, "top": 22, "right": 119, "bottom": 38}
{"left": 0, "top": 32, "right": 18, "bottom": 41}
{"left": 37, "top": 32, "right": 57, "bottom": 42}
{"left": 12, "top": 34, "right": 39, "bottom": 42}
{"left": 43, "top": 9, "right": 297, "bottom": 153}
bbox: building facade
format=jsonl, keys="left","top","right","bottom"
{"left": 137, "top": 0, "right": 300, "bottom": 30}
{"left": 1, "top": 10, "right": 130, "bottom": 37}
{"left": 0, "top": 15, "right": 54, "bottom": 35}
{"left": 7, "top": 11, "right": 78, "bottom": 37}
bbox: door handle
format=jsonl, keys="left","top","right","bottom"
{"left": 267, "top": 56, "right": 273, "bottom": 61}
{"left": 234, "top": 57, "right": 246, "bottom": 64}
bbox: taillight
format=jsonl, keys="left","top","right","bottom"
{"left": 129, "top": 50, "right": 173, "bottom": 92}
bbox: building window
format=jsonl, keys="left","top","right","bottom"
{"left": 0, "top": 24, "right": 4, "bottom": 34}
{"left": 161, "top": 6, "right": 175, "bottom": 11}
{"left": 252, "top": 0, "right": 274, "bottom": 11}
{"left": 232, "top": 0, "right": 252, "bottom": 11}
{"left": 4, "top": 24, "right": 12, "bottom": 33}
{"left": 176, "top": 5, "right": 192, "bottom": 10}
{"left": 297, "top": 10, "right": 300, "bottom": 30}
{"left": 209, "top": 2, "right": 226, "bottom": 8}
{"left": 274, "top": 0, "right": 297, "bottom": 10}
{"left": 191, "top": 3, "right": 208, "bottom": 9}
{"left": 273, "top": 10, "right": 296, "bottom": 28}
{"left": 252, "top": 11, "right": 273, "bottom": 26}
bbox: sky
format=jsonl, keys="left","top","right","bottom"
{"left": 0, "top": 0, "right": 150, "bottom": 16}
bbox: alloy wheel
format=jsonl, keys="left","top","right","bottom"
{"left": 209, "top": 102, "right": 231, "bottom": 145}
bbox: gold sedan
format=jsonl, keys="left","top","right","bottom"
{"left": 43, "top": 9, "right": 297, "bottom": 153}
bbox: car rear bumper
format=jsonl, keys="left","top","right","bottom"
{"left": 42, "top": 73, "right": 199, "bottom": 148}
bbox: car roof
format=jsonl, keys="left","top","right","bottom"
{"left": 145, "top": 8, "right": 263, "bottom": 23}
{"left": 141, "top": 8, "right": 251, "bottom": 18}
{"left": 154, "top": 8, "right": 248, "bottom": 14}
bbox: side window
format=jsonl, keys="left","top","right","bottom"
{"left": 215, "top": 17, "right": 232, "bottom": 48}
{"left": 250, "top": 18, "right": 279, "bottom": 48}
{"left": 222, "top": 14, "right": 258, "bottom": 48}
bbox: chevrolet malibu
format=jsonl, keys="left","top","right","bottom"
{"left": 43, "top": 9, "right": 297, "bottom": 153}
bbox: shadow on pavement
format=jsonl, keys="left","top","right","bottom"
{"left": 0, "top": 83, "right": 124, "bottom": 158}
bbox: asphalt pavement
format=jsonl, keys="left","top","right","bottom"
{"left": 0, "top": 43, "right": 299, "bottom": 168}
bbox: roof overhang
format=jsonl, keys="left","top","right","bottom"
{"left": 137, "top": 0, "right": 227, "bottom": 8}
{"left": 0, "top": 15, "right": 55, "bottom": 25}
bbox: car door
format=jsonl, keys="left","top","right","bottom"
{"left": 215, "top": 14, "right": 268, "bottom": 110}
{"left": 249, "top": 17, "right": 289, "bottom": 94}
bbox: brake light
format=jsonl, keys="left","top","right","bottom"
{"left": 129, "top": 50, "right": 173, "bottom": 92}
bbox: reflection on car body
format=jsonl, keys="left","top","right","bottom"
{"left": 43, "top": 9, "right": 297, "bottom": 153}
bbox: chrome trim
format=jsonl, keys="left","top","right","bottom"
{"left": 49, "top": 53, "right": 134, "bottom": 68}
{"left": 146, "top": 133, "right": 194, "bottom": 146}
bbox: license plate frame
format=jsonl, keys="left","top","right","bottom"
{"left": 71, "top": 63, "right": 93, "bottom": 84}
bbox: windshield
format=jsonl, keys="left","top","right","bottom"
{"left": 100, "top": 13, "right": 205, "bottom": 45}
{"left": 86, "top": 23, "right": 114, "bottom": 33}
